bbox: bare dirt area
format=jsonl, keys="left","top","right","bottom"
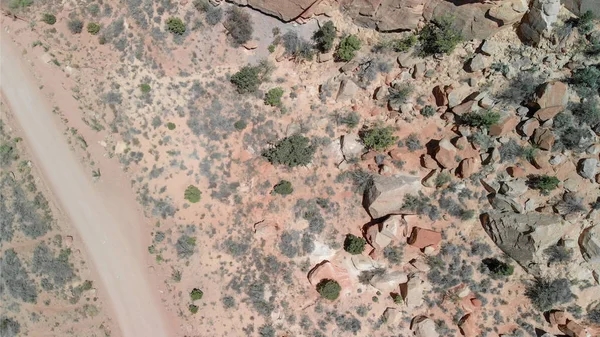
{"left": 1, "top": 0, "right": 600, "bottom": 337}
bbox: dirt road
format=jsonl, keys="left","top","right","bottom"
{"left": 1, "top": 31, "right": 172, "bottom": 337}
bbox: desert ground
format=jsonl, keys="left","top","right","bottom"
{"left": 1, "top": 0, "right": 599, "bottom": 337}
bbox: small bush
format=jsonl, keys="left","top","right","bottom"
{"left": 264, "top": 87, "right": 284, "bottom": 107}
{"left": 588, "top": 307, "right": 600, "bottom": 324}
{"left": 360, "top": 126, "right": 398, "bottom": 151}
{"left": 572, "top": 66, "right": 600, "bottom": 95}
{"left": 525, "top": 278, "right": 574, "bottom": 312}
{"left": 189, "top": 304, "right": 199, "bottom": 314}
{"left": 193, "top": 0, "right": 210, "bottom": 11}
{"left": 483, "top": 258, "right": 514, "bottom": 276}
{"left": 205, "top": 7, "right": 223, "bottom": 26}
{"left": 230, "top": 62, "right": 272, "bottom": 94}
{"left": 8, "top": 0, "right": 32, "bottom": 10}
{"left": 577, "top": 10, "right": 595, "bottom": 34}
{"left": 421, "top": 105, "right": 436, "bottom": 117}
{"left": 383, "top": 245, "right": 403, "bottom": 264}
{"left": 388, "top": 83, "right": 413, "bottom": 108}
{"left": 282, "top": 31, "right": 314, "bottom": 61}
{"left": 404, "top": 133, "right": 422, "bottom": 152}
{"left": 184, "top": 185, "right": 201, "bottom": 203}
{"left": 336, "top": 111, "right": 360, "bottom": 128}
{"left": 42, "top": 13, "right": 56, "bottom": 25}
{"left": 234, "top": 120, "right": 247, "bottom": 130}
{"left": 190, "top": 288, "right": 203, "bottom": 301}
{"left": 544, "top": 245, "right": 573, "bottom": 265}
{"left": 343, "top": 234, "right": 366, "bottom": 255}
{"left": 313, "top": 21, "right": 336, "bottom": 52}
{"left": 176, "top": 235, "right": 196, "bottom": 258}
{"left": 262, "top": 135, "right": 315, "bottom": 167}
{"left": 375, "top": 35, "right": 416, "bottom": 53}
{"left": 166, "top": 122, "right": 176, "bottom": 130}
{"left": 572, "top": 97, "right": 600, "bottom": 127}
{"left": 140, "top": 83, "right": 151, "bottom": 94}
{"left": 222, "top": 296, "right": 235, "bottom": 308}
{"left": 166, "top": 17, "right": 186, "bottom": 35}
{"left": 87, "top": 22, "right": 100, "bottom": 35}
{"left": 273, "top": 180, "right": 293, "bottom": 195}
{"left": 527, "top": 175, "right": 560, "bottom": 195}
{"left": 418, "top": 15, "right": 462, "bottom": 56}
{"left": 224, "top": 8, "right": 253, "bottom": 45}
{"left": 0, "top": 316, "right": 20, "bottom": 337}
{"left": 68, "top": 19, "right": 84, "bottom": 34}
{"left": 335, "top": 35, "right": 361, "bottom": 62}
{"left": 317, "top": 279, "right": 341, "bottom": 300}
{"left": 460, "top": 110, "right": 501, "bottom": 129}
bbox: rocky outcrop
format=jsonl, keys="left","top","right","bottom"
{"left": 341, "top": 134, "right": 364, "bottom": 159}
{"left": 408, "top": 227, "right": 442, "bottom": 249}
{"left": 482, "top": 212, "right": 565, "bottom": 273}
{"left": 401, "top": 274, "right": 429, "bottom": 311}
{"left": 580, "top": 225, "right": 600, "bottom": 263}
{"left": 308, "top": 261, "right": 351, "bottom": 288}
{"left": 226, "top": 0, "right": 324, "bottom": 21}
{"left": 520, "top": 0, "right": 561, "bottom": 45}
{"left": 563, "top": 0, "right": 600, "bottom": 17}
{"left": 364, "top": 174, "right": 421, "bottom": 218}
{"left": 412, "top": 316, "right": 440, "bottom": 337}
{"left": 434, "top": 137, "right": 458, "bottom": 169}
{"left": 369, "top": 270, "right": 408, "bottom": 292}
{"left": 578, "top": 158, "right": 598, "bottom": 180}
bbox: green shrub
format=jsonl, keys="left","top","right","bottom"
{"left": 189, "top": 304, "right": 199, "bottom": 314}
{"left": 344, "top": 234, "right": 366, "bottom": 255}
{"left": 572, "top": 66, "right": 600, "bottom": 95}
{"left": 317, "top": 279, "right": 341, "bottom": 300}
{"left": 166, "top": 17, "right": 186, "bottom": 35}
{"left": 360, "top": 126, "right": 398, "bottom": 151}
{"left": 42, "top": 13, "right": 56, "bottom": 25}
{"left": 527, "top": 175, "right": 560, "bottom": 195}
{"left": 313, "top": 21, "right": 336, "bottom": 52}
{"left": 375, "top": 35, "right": 416, "bottom": 53}
{"left": 577, "top": 10, "right": 595, "bottom": 34}
{"left": 87, "top": 22, "right": 100, "bottom": 35}
{"left": 264, "top": 87, "right": 284, "bottom": 107}
{"left": 572, "top": 97, "right": 600, "bottom": 126}
{"left": 383, "top": 245, "right": 403, "bottom": 264}
{"left": 190, "top": 288, "right": 203, "bottom": 301}
{"left": 193, "top": 0, "right": 210, "bottom": 11}
{"left": 282, "top": 31, "right": 314, "bottom": 61}
{"left": 68, "top": 19, "right": 84, "bottom": 34}
{"left": 460, "top": 110, "right": 501, "bottom": 129}
{"left": 404, "top": 133, "right": 422, "bottom": 152}
{"left": 336, "top": 111, "right": 360, "bottom": 128}
{"left": 205, "top": 7, "right": 223, "bottom": 26}
{"left": 166, "top": 122, "right": 176, "bottom": 130}
{"left": 262, "top": 134, "right": 315, "bottom": 167}
{"left": 230, "top": 62, "right": 272, "bottom": 94}
{"left": 184, "top": 185, "right": 201, "bottom": 203}
{"left": 140, "top": 83, "right": 151, "bottom": 94}
{"left": 224, "top": 8, "right": 253, "bottom": 45}
{"left": 525, "top": 278, "right": 574, "bottom": 312}
{"left": 335, "top": 35, "right": 361, "bottom": 62}
{"left": 483, "top": 258, "right": 514, "bottom": 276}
{"left": 388, "top": 84, "right": 413, "bottom": 108}
{"left": 8, "top": 0, "right": 32, "bottom": 10}
{"left": 419, "top": 15, "right": 462, "bottom": 56}
{"left": 268, "top": 44, "right": 275, "bottom": 53}
{"left": 420, "top": 105, "right": 436, "bottom": 117}
{"left": 234, "top": 120, "right": 247, "bottom": 130}
{"left": 273, "top": 180, "right": 293, "bottom": 195}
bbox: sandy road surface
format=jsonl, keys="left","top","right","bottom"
{"left": 1, "top": 32, "right": 171, "bottom": 337}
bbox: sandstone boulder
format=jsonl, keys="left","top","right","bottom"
{"left": 336, "top": 79, "right": 360, "bottom": 102}
{"left": 308, "top": 261, "right": 351, "bottom": 288}
{"left": 520, "top": 0, "right": 561, "bottom": 44}
{"left": 489, "top": 115, "right": 519, "bottom": 137}
{"left": 341, "top": 134, "right": 365, "bottom": 159}
{"left": 533, "top": 127, "right": 555, "bottom": 150}
{"left": 434, "top": 138, "right": 459, "bottom": 169}
{"left": 520, "top": 118, "right": 540, "bottom": 137}
{"left": 412, "top": 316, "right": 440, "bottom": 337}
{"left": 534, "top": 106, "right": 564, "bottom": 122}
{"left": 482, "top": 212, "right": 565, "bottom": 273}
{"left": 365, "top": 174, "right": 421, "bottom": 218}
{"left": 458, "top": 157, "right": 480, "bottom": 179}
{"left": 383, "top": 307, "right": 401, "bottom": 325}
{"left": 227, "top": 0, "right": 320, "bottom": 21}
{"left": 580, "top": 225, "right": 600, "bottom": 263}
{"left": 466, "top": 54, "right": 487, "bottom": 72}
{"left": 401, "top": 275, "right": 428, "bottom": 311}
{"left": 370, "top": 270, "right": 408, "bottom": 292}
{"left": 535, "top": 81, "right": 569, "bottom": 109}
{"left": 408, "top": 227, "right": 442, "bottom": 249}
{"left": 578, "top": 158, "right": 598, "bottom": 179}
{"left": 351, "top": 255, "right": 381, "bottom": 272}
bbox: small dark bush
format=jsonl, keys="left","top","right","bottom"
{"left": 42, "top": 13, "right": 56, "bottom": 25}
{"left": 360, "top": 126, "right": 398, "bottom": 151}
{"left": 230, "top": 62, "right": 272, "bottom": 94}
{"left": 572, "top": 97, "right": 600, "bottom": 127}
{"left": 264, "top": 87, "right": 284, "bottom": 106}
{"left": 224, "top": 8, "right": 253, "bottom": 45}
{"left": 421, "top": 105, "right": 436, "bottom": 117}
{"left": 588, "top": 307, "right": 600, "bottom": 324}
{"left": 190, "top": 288, "right": 204, "bottom": 301}
{"left": 259, "top": 324, "right": 275, "bottom": 337}
{"left": 402, "top": 193, "right": 440, "bottom": 220}
{"left": 313, "top": 21, "right": 336, "bottom": 52}
{"left": 166, "top": 122, "right": 176, "bottom": 130}
{"left": 262, "top": 135, "right": 315, "bottom": 167}
{"left": 87, "top": 22, "right": 100, "bottom": 35}
{"left": 335, "top": 35, "right": 361, "bottom": 62}
{"left": 316, "top": 279, "right": 341, "bottom": 300}
{"left": 279, "top": 230, "right": 299, "bottom": 258}
{"left": 343, "top": 234, "right": 366, "bottom": 255}
{"left": 189, "top": 304, "right": 199, "bottom": 314}
{"left": 525, "top": 278, "right": 574, "bottom": 312}
{"left": 205, "top": 7, "right": 223, "bottom": 26}
{"left": 0, "top": 316, "right": 20, "bottom": 337}
{"left": 184, "top": 185, "right": 201, "bottom": 203}
{"left": 572, "top": 66, "right": 600, "bottom": 95}
{"left": 175, "top": 235, "right": 196, "bottom": 258}
{"left": 577, "top": 10, "right": 595, "bottom": 34}
{"left": 375, "top": 35, "right": 416, "bottom": 53}
{"left": 388, "top": 83, "right": 413, "bottom": 108}
{"left": 234, "top": 120, "right": 247, "bottom": 130}
{"left": 166, "top": 17, "right": 186, "bottom": 35}
{"left": 193, "top": 0, "right": 210, "bottom": 11}
{"left": 527, "top": 175, "right": 560, "bottom": 195}
{"left": 544, "top": 245, "right": 573, "bottom": 265}
{"left": 404, "top": 133, "right": 422, "bottom": 152}
{"left": 222, "top": 296, "right": 235, "bottom": 308}
{"left": 140, "top": 83, "right": 151, "bottom": 94}
{"left": 273, "top": 180, "right": 293, "bottom": 195}
{"left": 68, "top": 19, "right": 84, "bottom": 34}
{"left": 418, "top": 15, "right": 462, "bottom": 56}
{"left": 483, "top": 258, "right": 514, "bottom": 276}
{"left": 383, "top": 245, "right": 403, "bottom": 264}
{"left": 282, "top": 31, "right": 314, "bottom": 61}
{"left": 336, "top": 111, "right": 360, "bottom": 128}
{"left": 460, "top": 110, "right": 501, "bottom": 129}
